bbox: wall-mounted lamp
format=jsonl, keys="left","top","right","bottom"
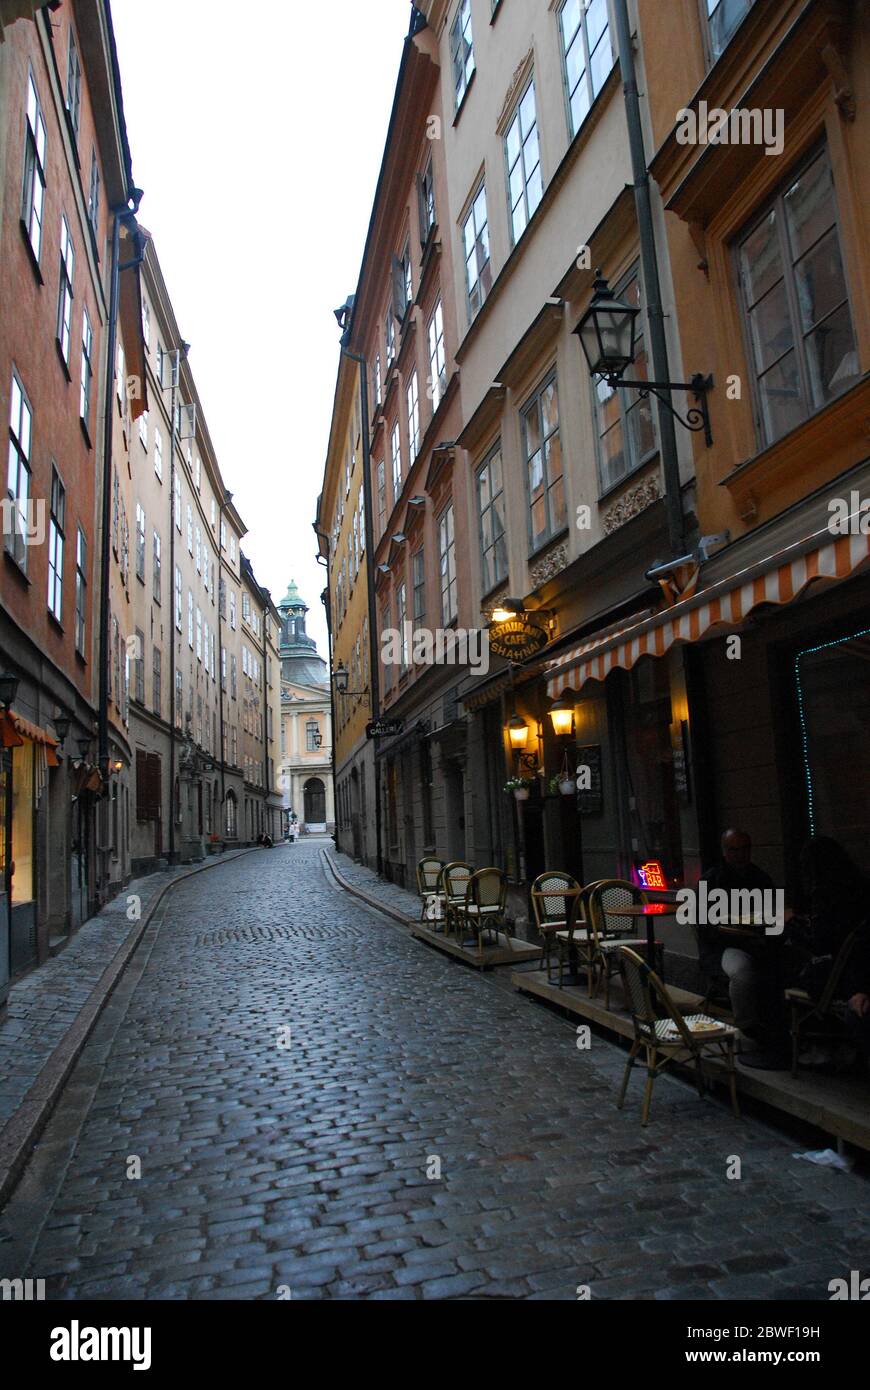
{"left": 332, "top": 663, "right": 367, "bottom": 697}
{"left": 507, "top": 715, "right": 528, "bottom": 751}
{"left": 548, "top": 699, "right": 575, "bottom": 738}
{"left": 489, "top": 597, "right": 525, "bottom": 625}
{"left": 53, "top": 709, "right": 72, "bottom": 748}
{"left": 0, "top": 670, "right": 20, "bottom": 709}
{"left": 575, "top": 271, "right": 713, "bottom": 445}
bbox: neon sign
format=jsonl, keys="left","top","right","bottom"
{"left": 637, "top": 860, "right": 667, "bottom": 890}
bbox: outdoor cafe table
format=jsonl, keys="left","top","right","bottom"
{"left": 603, "top": 901, "right": 677, "bottom": 975}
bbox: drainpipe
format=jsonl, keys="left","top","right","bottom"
{"left": 217, "top": 490, "right": 232, "bottom": 824}
{"left": 166, "top": 344, "right": 187, "bottom": 864}
{"left": 612, "top": 0, "right": 685, "bottom": 556}
{"left": 97, "top": 196, "right": 142, "bottom": 901}
{"left": 260, "top": 589, "right": 270, "bottom": 837}
{"left": 340, "top": 346, "right": 383, "bottom": 877}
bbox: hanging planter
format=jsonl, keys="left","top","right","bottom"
{"left": 505, "top": 776, "right": 533, "bottom": 802}
{"left": 550, "top": 750, "right": 576, "bottom": 796}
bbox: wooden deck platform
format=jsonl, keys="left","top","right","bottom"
{"left": 512, "top": 966, "right": 870, "bottom": 1153}
{"left": 410, "top": 921, "right": 540, "bottom": 969}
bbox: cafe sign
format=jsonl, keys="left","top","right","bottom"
{"left": 366, "top": 718, "right": 405, "bottom": 739}
{"left": 488, "top": 616, "right": 548, "bottom": 662}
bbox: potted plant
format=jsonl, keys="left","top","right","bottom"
{"left": 554, "top": 750, "right": 576, "bottom": 796}
{"left": 505, "top": 776, "right": 533, "bottom": 802}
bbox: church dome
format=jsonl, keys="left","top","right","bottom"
{"left": 279, "top": 580, "right": 328, "bottom": 688}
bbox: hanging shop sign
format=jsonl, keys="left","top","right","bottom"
{"left": 488, "top": 617, "right": 548, "bottom": 662}
{"left": 366, "top": 719, "right": 405, "bottom": 739}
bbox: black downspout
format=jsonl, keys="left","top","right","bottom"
{"left": 217, "top": 492, "right": 231, "bottom": 823}
{"left": 313, "top": 534, "right": 338, "bottom": 845}
{"left": 613, "top": 0, "right": 685, "bottom": 557}
{"left": 341, "top": 346, "right": 382, "bottom": 876}
{"left": 260, "top": 592, "right": 269, "bottom": 837}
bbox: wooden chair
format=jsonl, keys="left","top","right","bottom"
{"left": 530, "top": 872, "right": 582, "bottom": 977}
{"left": 786, "top": 930, "right": 858, "bottom": 1078}
{"left": 586, "top": 879, "right": 662, "bottom": 1009}
{"left": 616, "top": 947, "right": 740, "bottom": 1126}
{"left": 463, "top": 867, "right": 509, "bottom": 959}
{"left": 416, "top": 856, "right": 445, "bottom": 924}
{"left": 441, "top": 861, "right": 473, "bottom": 940}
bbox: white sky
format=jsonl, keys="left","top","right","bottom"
{"left": 112, "top": 0, "right": 412, "bottom": 653}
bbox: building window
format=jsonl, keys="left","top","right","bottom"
{"left": 522, "top": 372, "right": 566, "bottom": 550}
{"left": 186, "top": 503, "right": 193, "bottom": 554}
{"left": 407, "top": 371, "right": 420, "bottom": 461}
{"left": 229, "top": 590, "right": 237, "bottom": 629}
{"left": 450, "top": 0, "right": 475, "bottom": 111}
{"left": 152, "top": 530, "right": 162, "bottom": 603}
{"left": 463, "top": 183, "right": 492, "bottom": 320}
{"left": 438, "top": 504, "right": 457, "bottom": 626}
{"left": 396, "top": 581, "right": 408, "bottom": 669}
{"left": 22, "top": 74, "right": 47, "bottom": 263}
{"left": 196, "top": 606, "right": 202, "bottom": 662}
{"left": 737, "top": 146, "right": 858, "bottom": 449}
{"left": 374, "top": 352, "right": 382, "bottom": 407}
{"left": 376, "top": 460, "right": 386, "bottom": 538}
{"left": 154, "top": 427, "right": 163, "bottom": 480}
{"left": 174, "top": 566, "right": 182, "bottom": 631}
{"left": 135, "top": 503, "right": 146, "bottom": 581}
{"left": 174, "top": 669, "right": 183, "bottom": 729}
{"left": 391, "top": 421, "right": 402, "bottom": 503}
{"left": 75, "top": 528, "right": 86, "bottom": 655}
{"left": 476, "top": 443, "right": 507, "bottom": 593}
{"left": 428, "top": 299, "right": 446, "bottom": 411}
{"left": 506, "top": 80, "right": 542, "bottom": 245}
{"left": 80, "top": 309, "right": 93, "bottom": 424}
{"left": 188, "top": 590, "right": 194, "bottom": 648}
{"left": 116, "top": 341, "right": 125, "bottom": 405}
{"left": 385, "top": 309, "right": 396, "bottom": 367}
{"left": 134, "top": 628, "right": 145, "bottom": 704}
{"left": 66, "top": 29, "right": 81, "bottom": 139}
{"left": 57, "top": 216, "right": 75, "bottom": 365}
{"left": 381, "top": 602, "right": 393, "bottom": 692}
{"left": 559, "top": 0, "right": 613, "bottom": 137}
{"left": 5, "top": 373, "right": 32, "bottom": 571}
{"left": 47, "top": 465, "right": 65, "bottom": 621}
{"left": 142, "top": 299, "right": 150, "bottom": 349}
{"left": 306, "top": 719, "right": 320, "bottom": 751}
{"left": 231, "top": 654, "right": 237, "bottom": 700}
{"left": 703, "top": 0, "right": 755, "bottom": 61}
{"left": 420, "top": 159, "right": 436, "bottom": 242}
{"left": 174, "top": 474, "right": 181, "bottom": 531}
{"left": 195, "top": 525, "right": 201, "bottom": 574}
{"left": 87, "top": 150, "right": 100, "bottom": 239}
{"left": 592, "top": 268, "right": 655, "bottom": 492}
{"left": 152, "top": 647, "right": 162, "bottom": 716}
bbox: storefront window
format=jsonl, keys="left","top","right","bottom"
{"left": 11, "top": 742, "right": 34, "bottom": 904}
{"left": 620, "top": 662, "right": 684, "bottom": 886}
{"left": 795, "top": 627, "right": 870, "bottom": 867}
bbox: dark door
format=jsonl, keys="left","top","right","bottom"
{"left": 0, "top": 750, "right": 11, "bottom": 1009}
{"left": 304, "top": 778, "right": 326, "bottom": 825}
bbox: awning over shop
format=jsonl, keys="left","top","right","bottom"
{"left": 546, "top": 525, "right": 870, "bottom": 698}
{"left": 1, "top": 710, "right": 61, "bottom": 764}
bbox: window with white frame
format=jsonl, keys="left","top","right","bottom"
{"left": 428, "top": 299, "right": 446, "bottom": 410}
{"left": 22, "top": 74, "right": 46, "bottom": 263}
{"left": 135, "top": 502, "right": 146, "bottom": 581}
{"left": 450, "top": 0, "right": 474, "bottom": 110}
{"left": 174, "top": 566, "right": 182, "bottom": 630}
{"left": 229, "top": 590, "right": 236, "bottom": 629}
{"left": 506, "top": 81, "right": 543, "bottom": 244}
{"left": 476, "top": 443, "right": 508, "bottom": 593}
{"left": 80, "top": 309, "right": 93, "bottom": 424}
{"left": 376, "top": 460, "right": 386, "bottom": 539}
{"left": 438, "top": 504, "right": 457, "bottom": 626}
{"left": 196, "top": 606, "right": 202, "bottom": 662}
{"left": 57, "top": 216, "right": 75, "bottom": 365}
{"left": 374, "top": 352, "right": 382, "bottom": 407}
{"left": 153, "top": 530, "right": 161, "bottom": 604}
{"left": 407, "top": 371, "right": 420, "bottom": 460}
{"left": 188, "top": 590, "right": 194, "bottom": 647}
{"left": 396, "top": 581, "right": 409, "bottom": 669}
{"left": 463, "top": 183, "right": 491, "bottom": 319}
{"left": 703, "top": 0, "right": 755, "bottom": 62}
{"left": 174, "top": 474, "right": 181, "bottom": 531}
{"left": 66, "top": 30, "right": 81, "bottom": 139}
{"left": 87, "top": 150, "right": 100, "bottom": 239}
{"left": 358, "top": 490, "right": 365, "bottom": 553}
{"left": 385, "top": 308, "right": 396, "bottom": 367}
{"left": 6, "top": 373, "right": 32, "bottom": 570}
{"left": 187, "top": 503, "right": 193, "bottom": 554}
{"left": 195, "top": 525, "right": 201, "bottom": 574}
{"left": 138, "top": 408, "right": 148, "bottom": 449}
{"left": 412, "top": 548, "right": 425, "bottom": 633}
{"left": 47, "top": 465, "right": 65, "bottom": 621}
{"left": 75, "top": 528, "right": 86, "bottom": 655}
{"left": 591, "top": 267, "right": 655, "bottom": 491}
{"left": 116, "top": 341, "right": 125, "bottom": 405}
{"left": 390, "top": 422, "right": 402, "bottom": 503}
{"left": 523, "top": 372, "right": 566, "bottom": 550}
{"left": 559, "top": 0, "right": 613, "bottom": 137}
{"left": 420, "top": 159, "right": 436, "bottom": 242}
{"left": 142, "top": 299, "right": 150, "bottom": 349}
{"left": 154, "top": 426, "right": 163, "bottom": 480}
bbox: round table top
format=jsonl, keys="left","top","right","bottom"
{"left": 603, "top": 903, "right": 677, "bottom": 917}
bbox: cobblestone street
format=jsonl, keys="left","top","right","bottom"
{"left": 1, "top": 841, "right": 868, "bottom": 1301}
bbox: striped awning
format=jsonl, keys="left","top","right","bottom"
{"left": 547, "top": 525, "right": 870, "bottom": 698}
{"left": 1, "top": 709, "right": 61, "bottom": 764}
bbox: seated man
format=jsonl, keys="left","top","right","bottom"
{"left": 697, "top": 828, "right": 786, "bottom": 1067}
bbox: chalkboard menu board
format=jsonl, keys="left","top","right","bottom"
{"left": 575, "top": 744, "right": 603, "bottom": 815}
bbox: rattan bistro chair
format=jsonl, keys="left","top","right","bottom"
{"left": 416, "top": 857, "right": 445, "bottom": 924}
{"left": 786, "top": 930, "right": 858, "bottom": 1078}
{"left": 463, "top": 867, "right": 509, "bottom": 959}
{"left": 616, "top": 947, "right": 740, "bottom": 1126}
{"left": 586, "top": 879, "right": 661, "bottom": 1009}
{"left": 530, "top": 872, "right": 582, "bottom": 976}
{"left": 441, "top": 861, "right": 473, "bottom": 939}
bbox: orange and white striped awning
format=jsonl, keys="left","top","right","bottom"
{"left": 547, "top": 525, "right": 870, "bottom": 698}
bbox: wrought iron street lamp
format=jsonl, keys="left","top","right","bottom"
{"left": 548, "top": 699, "right": 575, "bottom": 738}
{"left": 332, "top": 662, "right": 367, "bottom": 697}
{"left": 0, "top": 670, "right": 20, "bottom": 709}
{"left": 575, "top": 271, "right": 713, "bottom": 446}
{"left": 53, "top": 709, "right": 71, "bottom": 748}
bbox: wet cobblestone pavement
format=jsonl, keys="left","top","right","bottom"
{"left": 1, "top": 841, "right": 867, "bottom": 1300}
